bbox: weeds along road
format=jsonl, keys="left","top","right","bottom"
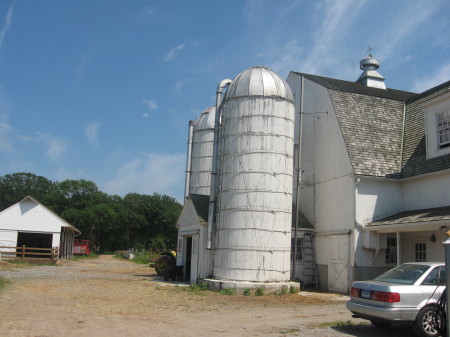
{"left": 0, "top": 255, "right": 414, "bottom": 337}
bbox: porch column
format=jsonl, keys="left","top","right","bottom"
{"left": 396, "top": 232, "right": 401, "bottom": 266}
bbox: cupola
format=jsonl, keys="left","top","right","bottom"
{"left": 356, "top": 51, "right": 386, "bottom": 90}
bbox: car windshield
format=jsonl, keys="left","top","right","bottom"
{"left": 374, "top": 264, "right": 431, "bottom": 285}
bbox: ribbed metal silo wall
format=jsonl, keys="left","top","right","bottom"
{"left": 190, "top": 110, "right": 215, "bottom": 196}
{"left": 214, "top": 96, "right": 295, "bottom": 282}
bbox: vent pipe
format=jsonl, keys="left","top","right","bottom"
{"left": 183, "top": 120, "right": 195, "bottom": 204}
{"left": 206, "top": 78, "right": 232, "bottom": 249}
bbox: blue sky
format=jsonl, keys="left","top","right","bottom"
{"left": 0, "top": 0, "right": 449, "bottom": 202}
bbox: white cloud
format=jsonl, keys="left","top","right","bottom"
{"left": 142, "top": 113, "right": 149, "bottom": 118}
{"left": 37, "top": 132, "right": 68, "bottom": 162}
{"left": 143, "top": 7, "right": 154, "bottom": 17}
{"left": 411, "top": 63, "right": 450, "bottom": 93}
{"left": 102, "top": 153, "right": 185, "bottom": 199}
{"left": 0, "top": 85, "right": 13, "bottom": 152}
{"left": 164, "top": 42, "right": 187, "bottom": 61}
{"left": 143, "top": 98, "right": 157, "bottom": 110}
{"left": 77, "top": 52, "right": 90, "bottom": 77}
{"left": 298, "top": 0, "right": 366, "bottom": 76}
{"left": 86, "top": 122, "right": 101, "bottom": 148}
{"left": 0, "top": 3, "right": 13, "bottom": 50}
{"left": 175, "top": 80, "right": 184, "bottom": 94}
{"left": 376, "top": 2, "right": 437, "bottom": 63}
{"left": 0, "top": 121, "right": 12, "bottom": 152}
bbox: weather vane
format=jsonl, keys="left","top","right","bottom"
{"left": 367, "top": 44, "right": 373, "bottom": 57}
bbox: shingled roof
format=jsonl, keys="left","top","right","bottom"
{"left": 369, "top": 205, "right": 450, "bottom": 227}
{"left": 190, "top": 194, "right": 209, "bottom": 222}
{"left": 294, "top": 73, "right": 416, "bottom": 177}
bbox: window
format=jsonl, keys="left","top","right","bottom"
{"left": 424, "top": 92, "right": 450, "bottom": 159}
{"left": 415, "top": 242, "right": 427, "bottom": 262}
{"left": 291, "top": 238, "right": 303, "bottom": 261}
{"left": 437, "top": 110, "right": 450, "bottom": 148}
{"left": 385, "top": 237, "right": 397, "bottom": 264}
{"left": 422, "top": 266, "right": 446, "bottom": 286}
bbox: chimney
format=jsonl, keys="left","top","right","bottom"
{"left": 356, "top": 51, "right": 386, "bottom": 90}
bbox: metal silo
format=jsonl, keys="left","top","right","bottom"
{"left": 213, "top": 66, "right": 295, "bottom": 283}
{"left": 189, "top": 106, "right": 216, "bottom": 196}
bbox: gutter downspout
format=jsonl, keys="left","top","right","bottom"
{"left": 292, "top": 75, "right": 304, "bottom": 280}
{"left": 399, "top": 103, "right": 406, "bottom": 173}
{"left": 183, "top": 120, "right": 195, "bottom": 204}
{"left": 206, "top": 78, "right": 232, "bottom": 249}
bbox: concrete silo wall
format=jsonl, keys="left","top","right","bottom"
{"left": 214, "top": 97, "right": 295, "bottom": 282}
{"left": 190, "top": 108, "right": 215, "bottom": 196}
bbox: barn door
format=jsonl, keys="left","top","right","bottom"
{"left": 328, "top": 235, "right": 349, "bottom": 293}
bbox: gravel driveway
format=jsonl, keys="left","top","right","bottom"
{"left": 0, "top": 255, "right": 417, "bottom": 337}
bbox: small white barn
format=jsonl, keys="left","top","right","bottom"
{"left": 0, "top": 196, "right": 80, "bottom": 259}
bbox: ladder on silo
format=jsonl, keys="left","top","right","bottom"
{"left": 302, "top": 232, "right": 318, "bottom": 289}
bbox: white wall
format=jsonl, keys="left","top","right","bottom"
{"left": 287, "top": 74, "right": 355, "bottom": 292}
{"left": 0, "top": 230, "right": 18, "bottom": 252}
{"left": 403, "top": 170, "right": 450, "bottom": 210}
{"left": 0, "top": 199, "right": 66, "bottom": 234}
{"left": 355, "top": 178, "right": 403, "bottom": 225}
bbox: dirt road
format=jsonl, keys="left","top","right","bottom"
{"left": 0, "top": 255, "right": 414, "bottom": 337}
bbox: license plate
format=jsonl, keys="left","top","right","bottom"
{"left": 361, "top": 289, "right": 371, "bottom": 298}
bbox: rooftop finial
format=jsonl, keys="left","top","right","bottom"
{"left": 366, "top": 44, "right": 373, "bottom": 57}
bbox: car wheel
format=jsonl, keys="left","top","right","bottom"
{"left": 413, "top": 306, "right": 442, "bottom": 337}
{"left": 370, "top": 319, "right": 392, "bottom": 328}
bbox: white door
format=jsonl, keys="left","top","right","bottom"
{"left": 190, "top": 235, "right": 199, "bottom": 283}
{"left": 328, "top": 235, "right": 349, "bottom": 293}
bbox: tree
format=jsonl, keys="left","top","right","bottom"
{"left": 0, "top": 173, "right": 183, "bottom": 252}
{"left": 0, "top": 173, "right": 56, "bottom": 211}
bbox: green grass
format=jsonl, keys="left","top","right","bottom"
{"left": 0, "top": 277, "right": 10, "bottom": 291}
{"left": 114, "top": 249, "right": 163, "bottom": 265}
{"left": 308, "top": 320, "right": 356, "bottom": 329}
{"left": 279, "top": 328, "right": 301, "bottom": 334}
{"left": 5, "top": 259, "right": 57, "bottom": 266}
{"left": 70, "top": 252, "right": 98, "bottom": 261}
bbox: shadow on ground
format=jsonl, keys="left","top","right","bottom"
{"left": 332, "top": 323, "right": 414, "bottom": 337}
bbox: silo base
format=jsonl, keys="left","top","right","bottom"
{"left": 204, "top": 278, "right": 301, "bottom": 295}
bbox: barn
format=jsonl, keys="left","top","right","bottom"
{"left": 0, "top": 196, "right": 80, "bottom": 260}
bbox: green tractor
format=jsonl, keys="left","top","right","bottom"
{"left": 153, "top": 251, "right": 183, "bottom": 281}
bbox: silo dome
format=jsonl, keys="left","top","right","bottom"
{"left": 226, "top": 66, "right": 294, "bottom": 102}
{"left": 189, "top": 106, "right": 216, "bottom": 196}
{"left": 213, "top": 66, "right": 295, "bottom": 283}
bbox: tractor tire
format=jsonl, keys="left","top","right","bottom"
{"left": 154, "top": 255, "right": 174, "bottom": 276}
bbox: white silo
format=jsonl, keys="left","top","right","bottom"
{"left": 189, "top": 106, "right": 216, "bottom": 196}
{"left": 213, "top": 66, "right": 295, "bottom": 283}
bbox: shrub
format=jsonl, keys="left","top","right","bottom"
{"left": 274, "top": 287, "right": 288, "bottom": 296}
{"left": 243, "top": 288, "right": 251, "bottom": 296}
{"left": 200, "top": 281, "right": 209, "bottom": 291}
{"left": 289, "top": 286, "right": 299, "bottom": 294}
{"left": 255, "top": 288, "right": 264, "bottom": 296}
{"left": 220, "top": 288, "right": 235, "bottom": 295}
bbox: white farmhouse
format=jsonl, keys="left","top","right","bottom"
{"left": 0, "top": 196, "right": 80, "bottom": 259}
{"left": 287, "top": 54, "right": 450, "bottom": 292}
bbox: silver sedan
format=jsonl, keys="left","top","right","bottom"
{"left": 346, "top": 262, "right": 445, "bottom": 337}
